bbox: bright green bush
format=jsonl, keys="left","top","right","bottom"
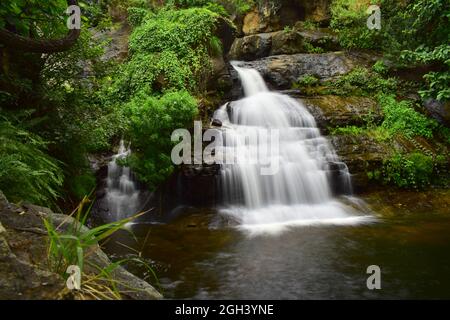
{"left": 129, "top": 8, "right": 219, "bottom": 57}
{"left": 330, "top": 0, "right": 383, "bottom": 49}
{"left": 372, "top": 60, "right": 388, "bottom": 75}
{"left": 107, "top": 51, "right": 194, "bottom": 100}
{"left": 379, "top": 94, "right": 438, "bottom": 138}
{"left": 125, "top": 90, "right": 198, "bottom": 187}
{"left": 127, "top": 6, "right": 150, "bottom": 27}
{"left": 103, "top": 7, "right": 221, "bottom": 188}
{"left": 382, "top": 152, "right": 434, "bottom": 188}
{"left": 107, "top": 7, "right": 220, "bottom": 100}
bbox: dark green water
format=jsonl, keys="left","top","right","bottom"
{"left": 103, "top": 189, "right": 450, "bottom": 299}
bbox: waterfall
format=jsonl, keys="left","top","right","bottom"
{"left": 213, "top": 62, "right": 372, "bottom": 234}
{"left": 104, "top": 140, "right": 140, "bottom": 220}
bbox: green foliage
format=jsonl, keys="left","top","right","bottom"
{"left": 126, "top": 91, "right": 198, "bottom": 187}
{"left": 44, "top": 197, "right": 141, "bottom": 274}
{"left": 379, "top": 94, "right": 438, "bottom": 138}
{"left": 103, "top": 7, "right": 221, "bottom": 188}
{"left": 372, "top": 60, "right": 388, "bottom": 75}
{"left": 0, "top": 120, "right": 64, "bottom": 205}
{"left": 107, "top": 51, "right": 195, "bottom": 100}
{"left": 294, "top": 74, "right": 319, "bottom": 87}
{"left": 330, "top": 125, "right": 365, "bottom": 136}
{"left": 115, "top": 7, "right": 220, "bottom": 97}
{"left": 283, "top": 26, "right": 293, "bottom": 33}
{"left": 209, "top": 35, "right": 223, "bottom": 56}
{"left": 127, "top": 6, "right": 150, "bottom": 27}
{"left": 331, "top": 0, "right": 450, "bottom": 101}
{"left": 43, "top": 197, "right": 156, "bottom": 299}
{"left": 326, "top": 67, "right": 398, "bottom": 96}
{"left": 382, "top": 152, "right": 434, "bottom": 188}
{"left": 330, "top": 0, "right": 383, "bottom": 49}
{"left": 0, "top": 6, "right": 123, "bottom": 206}
{"left": 302, "top": 20, "right": 319, "bottom": 31}
{"left": 303, "top": 40, "right": 324, "bottom": 54}
{"left": 0, "top": 0, "right": 67, "bottom": 37}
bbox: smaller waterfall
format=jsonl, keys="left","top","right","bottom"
{"left": 105, "top": 140, "right": 140, "bottom": 220}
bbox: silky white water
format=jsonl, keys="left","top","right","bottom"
{"left": 105, "top": 140, "right": 140, "bottom": 220}
{"left": 213, "top": 63, "right": 373, "bottom": 234}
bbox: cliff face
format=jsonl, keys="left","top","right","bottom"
{"left": 239, "top": 0, "right": 332, "bottom": 35}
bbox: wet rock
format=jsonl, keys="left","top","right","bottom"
{"left": 215, "top": 16, "right": 237, "bottom": 55}
{"left": 241, "top": 0, "right": 331, "bottom": 35}
{"left": 236, "top": 52, "right": 363, "bottom": 89}
{"left": 229, "top": 28, "right": 339, "bottom": 61}
{"left": 229, "top": 33, "right": 273, "bottom": 60}
{"left": 330, "top": 135, "right": 411, "bottom": 192}
{"left": 0, "top": 193, "right": 162, "bottom": 300}
{"left": 92, "top": 22, "right": 131, "bottom": 62}
{"left": 423, "top": 98, "right": 450, "bottom": 126}
{"left": 270, "top": 30, "right": 307, "bottom": 55}
{"left": 296, "top": 27, "right": 339, "bottom": 51}
{"left": 300, "top": 95, "right": 382, "bottom": 132}
{"left": 211, "top": 119, "right": 223, "bottom": 127}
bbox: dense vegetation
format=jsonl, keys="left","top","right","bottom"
{"left": 0, "top": 0, "right": 448, "bottom": 209}
{"left": 331, "top": 0, "right": 449, "bottom": 101}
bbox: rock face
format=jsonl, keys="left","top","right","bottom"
{"left": 241, "top": 0, "right": 332, "bottom": 35}
{"left": 423, "top": 98, "right": 450, "bottom": 126}
{"left": 0, "top": 191, "right": 162, "bottom": 300}
{"left": 229, "top": 28, "right": 338, "bottom": 60}
{"left": 235, "top": 52, "right": 362, "bottom": 89}
{"left": 330, "top": 135, "right": 415, "bottom": 192}
{"left": 300, "top": 95, "right": 382, "bottom": 132}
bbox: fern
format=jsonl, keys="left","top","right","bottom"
{"left": 0, "top": 119, "right": 64, "bottom": 206}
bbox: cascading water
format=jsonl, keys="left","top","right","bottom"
{"left": 104, "top": 140, "right": 140, "bottom": 220}
{"left": 213, "top": 62, "right": 373, "bottom": 234}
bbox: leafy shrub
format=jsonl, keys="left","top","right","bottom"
{"left": 127, "top": 6, "right": 150, "bottom": 27}
{"left": 303, "top": 40, "right": 324, "bottom": 53}
{"left": 372, "top": 60, "right": 388, "bottom": 75}
{"left": 382, "top": 152, "right": 434, "bottom": 188}
{"left": 125, "top": 90, "right": 198, "bottom": 187}
{"left": 295, "top": 74, "right": 320, "bottom": 87}
{"left": 109, "top": 7, "right": 220, "bottom": 99}
{"left": 330, "top": 0, "right": 383, "bottom": 49}
{"left": 379, "top": 94, "right": 438, "bottom": 138}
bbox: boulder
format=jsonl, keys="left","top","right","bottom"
{"left": 0, "top": 193, "right": 162, "bottom": 300}
{"left": 241, "top": 0, "right": 332, "bottom": 35}
{"left": 229, "top": 32, "right": 273, "bottom": 60}
{"left": 330, "top": 135, "right": 410, "bottom": 192}
{"left": 235, "top": 52, "right": 363, "bottom": 89}
{"left": 300, "top": 95, "right": 382, "bottom": 132}
{"left": 229, "top": 28, "right": 338, "bottom": 61}
{"left": 423, "top": 98, "right": 450, "bottom": 126}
